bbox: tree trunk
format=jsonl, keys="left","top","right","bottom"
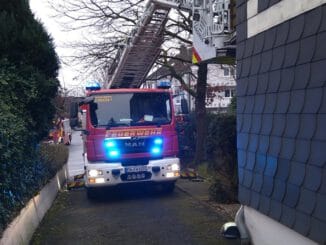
{"left": 194, "top": 62, "right": 208, "bottom": 165}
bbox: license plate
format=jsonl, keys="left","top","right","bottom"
{"left": 126, "top": 173, "right": 147, "bottom": 181}
{"left": 125, "top": 165, "right": 147, "bottom": 173}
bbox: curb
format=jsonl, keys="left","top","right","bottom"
{"left": 0, "top": 165, "right": 68, "bottom": 245}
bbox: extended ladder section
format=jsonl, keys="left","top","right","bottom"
{"left": 107, "top": 2, "right": 169, "bottom": 88}
{"left": 107, "top": 0, "right": 235, "bottom": 88}
{"left": 192, "top": 0, "right": 236, "bottom": 63}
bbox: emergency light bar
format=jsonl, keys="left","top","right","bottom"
{"left": 157, "top": 80, "right": 171, "bottom": 89}
{"left": 85, "top": 81, "right": 101, "bottom": 91}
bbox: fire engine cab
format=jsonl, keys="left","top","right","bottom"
{"left": 79, "top": 83, "right": 181, "bottom": 198}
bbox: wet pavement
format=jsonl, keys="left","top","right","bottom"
{"left": 30, "top": 132, "right": 240, "bottom": 245}
{"left": 31, "top": 185, "right": 239, "bottom": 245}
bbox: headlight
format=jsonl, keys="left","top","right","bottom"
{"left": 88, "top": 169, "right": 103, "bottom": 177}
{"left": 167, "top": 163, "right": 180, "bottom": 171}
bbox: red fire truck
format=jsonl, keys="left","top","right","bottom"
{"left": 79, "top": 84, "right": 181, "bottom": 198}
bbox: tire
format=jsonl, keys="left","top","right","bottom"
{"left": 163, "top": 182, "right": 175, "bottom": 193}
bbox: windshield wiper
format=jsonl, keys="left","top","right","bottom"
{"left": 105, "top": 122, "right": 129, "bottom": 130}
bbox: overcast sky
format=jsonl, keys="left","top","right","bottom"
{"left": 29, "top": 0, "right": 86, "bottom": 93}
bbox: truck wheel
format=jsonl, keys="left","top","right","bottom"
{"left": 163, "top": 182, "right": 175, "bottom": 193}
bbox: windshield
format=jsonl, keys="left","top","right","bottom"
{"left": 89, "top": 92, "right": 172, "bottom": 128}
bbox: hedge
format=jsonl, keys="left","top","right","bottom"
{"left": 0, "top": 142, "right": 68, "bottom": 236}
{"left": 178, "top": 111, "right": 238, "bottom": 203}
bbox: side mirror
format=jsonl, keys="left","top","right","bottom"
{"left": 181, "top": 98, "right": 189, "bottom": 114}
{"left": 79, "top": 96, "right": 94, "bottom": 106}
{"left": 221, "top": 222, "right": 240, "bottom": 239}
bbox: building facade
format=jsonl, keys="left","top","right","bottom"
{"left": 162, "top": 64, "right": 236, "bottom": 114}
{"left": 236, "top": 1, "right": 326, "bottom": 244}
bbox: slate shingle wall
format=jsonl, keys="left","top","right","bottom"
{"left": 237, "top": 1, "right": 326, "bottom": 243}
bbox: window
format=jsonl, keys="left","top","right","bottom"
{"left": 225, "top": 89, "right": 231, "bottom": 97}
{"left": 223, "top": 67, "right": 230, "bottom": 76}
{"left": 223, "top": 67, "right": 236, "bottom": 77}
{"left": 230, "top": 67, "right": 235, "bottom": 77}
{"left": 89, "top": 92, "right": 172, "bottom": 127}
{"left": 231, "top": 89, "right": 236, "bottom": 97}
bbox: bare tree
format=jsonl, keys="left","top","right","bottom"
{"left": 48, "top": 0, "right": 147, "bottom": 77}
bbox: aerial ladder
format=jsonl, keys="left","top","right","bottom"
{"left": 107, "top": 0, "right": 236, "bottom": 89}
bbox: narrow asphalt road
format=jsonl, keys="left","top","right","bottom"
{"left": 31, "top": 132, "right": 239, "bottom": 245}
{"left": 31, "top": 186, "right": 239, "bottom": 245}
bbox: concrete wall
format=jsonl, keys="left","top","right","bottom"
{"left": 0, "top": 165, "right": 68, "bottom": 245}
{"left": 236, "top": 0, "right": 326, "bottom": 243}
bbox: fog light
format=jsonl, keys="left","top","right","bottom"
{"left": 166, "top": 172, "right": 174, "bottom": 178}
{"left": 95, "top": 178, "right": 105, "bottom": 184}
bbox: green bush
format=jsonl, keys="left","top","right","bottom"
{"left": 0, "top": 1, "right": 60, "bottom": 235}
{"left": 177, "top": 111, "right": 238, "bottom": 203}
{"left": 39, "top": 144, "right": 69, "bottom": 179}
{"left": 0, "top": 142, "right": 68, "bottom": 235}
{"left": 206, "top": 114, "right": 238, "bottom": 203}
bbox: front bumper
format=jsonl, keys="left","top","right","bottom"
{"left": 84, "top": 157, "right": 180, "bottom": 187}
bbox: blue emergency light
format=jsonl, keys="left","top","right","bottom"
{"left": 151, "top": 137, "right": 163, "bottom": 156}
{"left": 104, "top": 138, "right": 120, "bottom": 159}
{"left": 157, "top": 80, "right": 171, "bottom": 89}
{"left": 85, "top": 81, "right": 101, "bottom": 91}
